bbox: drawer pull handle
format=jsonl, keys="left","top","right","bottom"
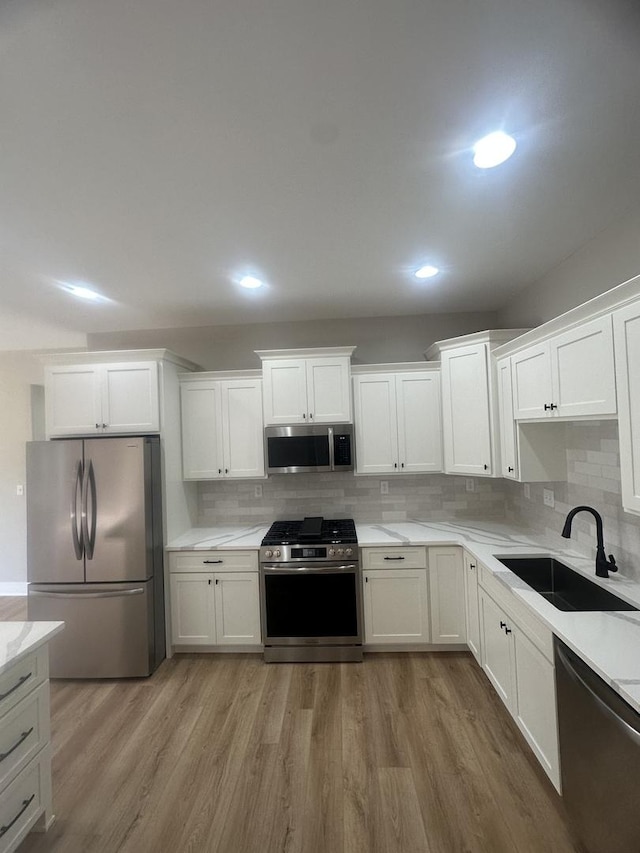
{"left": 0, "top": 794, "right": 35, "bottom": 837}
{"left": 383, "top": 556, "right": 405, "bottom": 561}
{"left": 203, "top": 560, "right": 223, "bottom": 564}
{"left": 500, "top": 621, "right": 507, "bottom": 629}
{"left": 0, "top": 727, "right": 34, "bottom": 763}
{"left": 0, "top": 673, "right": 32, "bottom": 702}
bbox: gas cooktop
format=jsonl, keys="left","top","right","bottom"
{"left": 261, "top": 516, "right": 357, "bottom": 546}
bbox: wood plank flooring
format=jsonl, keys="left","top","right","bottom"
{"left": 3, "top": 599, "right": 584, "bottom": 853}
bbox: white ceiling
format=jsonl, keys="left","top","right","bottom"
{"left": 2, "top": 0, "right": 640, "bottom": 335}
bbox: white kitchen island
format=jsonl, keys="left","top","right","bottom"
{"left": 0, "top": 621, "right": 63, "bottom": 853}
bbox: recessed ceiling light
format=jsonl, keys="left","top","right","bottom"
{"left": 57, "top": 282, "right": 106, "bottom": 301}
{"left": 414, "top": 265, "right": 439, "bottom": 279}
{"left": 239, "top": 275, "right": 264, "bottom": 289}
{"left": 472, "top": 131, "right": 517, "bottom": 169}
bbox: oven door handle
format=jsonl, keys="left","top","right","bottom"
{"left": 261, "top": 564, "right": 358, "bottom": 574}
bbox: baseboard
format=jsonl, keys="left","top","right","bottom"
{"left": 0, "top": 582, "right": 28, "bottom": 596}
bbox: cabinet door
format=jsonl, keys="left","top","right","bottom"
{"left": 45, "top": 365, "right": 102, "bottom": 437}
{"left": 262, "top": 359, "right": 308, "bottom": 425}
{"left": 551, "top": 315, "right": 616, "bottom": 418}
{"left": 513, "top": 630, "right": 560, "bottom": 790}
{"left": 511, "top": 344, "right": 552, "bottom": 419}
{"left": 441, "top": 344, "right": 493, "bottom": 475}
{"left": 362, "top": 569, "right": 429, "bottom": 643}
{"left": 428, "top": 547, "right": 466, "bottom": 643}
{"left": 396, "top": 372, "right": 443, "bottom": 473}
{"left": 181, "top": 381, "right": 224, "bottom": 479}
{"left": 305, "top": 357, "right": 352, "bottom": 423}
{"left": 170, "top": 573, "right": 215, "bottom": 645}
{"left": 614, "top": 301, "right": 640, "bottom": 515}
{"left": 479, "top": 589, "right": 515, "bottom": 711}
{"left": 353, "top": 374, "right": 399, "bottom": 474}
{"left": 214, "top": 572, "right": 261, "bottom": 645}
{"left": 496, "top": 357, "right": 518, "bottom": 479}
{"left": 463, "top": 553, "right": 481, "bottom": 663}
{"left": 102, "top": 362, "right": 160, "bottom": 433}
{"left": 222, "top": 379, "right": 265, "bottom": 479}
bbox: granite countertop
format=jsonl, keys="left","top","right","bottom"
{"left": 0, "top": 621, "right": 65, "bottom": 676}
{"left": 167, "top": 519, "right": 640, "bottom": 713}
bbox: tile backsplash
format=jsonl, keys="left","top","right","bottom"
{"left": 505, "top": 421, "right": 640, "bottom": 583}
{"left": 198, "top": 472, "right": 507, "bottom": 525}
{"left": 196, "top": 420, "right": 640, "bottom": 582}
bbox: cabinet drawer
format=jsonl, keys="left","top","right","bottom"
{"left": 0, "top": 683, "right": 50, "bottom": 794}
{"left": 0, "top": 649, "right": 47, "bottom": 721}
{"left": 361, "top": 547, "right": 427, "bottom": 570}
{"left": 169, "top": 550, "right": 259, "bottom": 573}
{"left": 479, "top": 563, "right": 553, "bottom": 661}
{"left": 0, "top": 747, "right": 50, "bottom": 853}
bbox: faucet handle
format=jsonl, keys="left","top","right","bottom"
{"left": 608, "top": 554, "right": 618, "bottom": 573}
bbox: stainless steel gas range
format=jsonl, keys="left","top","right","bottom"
{"left": 259, "top": 516, "right": 363, "bottom": 662}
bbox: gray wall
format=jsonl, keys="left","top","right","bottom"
{"left": 499, "top": 201, "right": 640, "bottom": 328}
{"left": 88, "top": 311, "right": 499, "bottom": 369}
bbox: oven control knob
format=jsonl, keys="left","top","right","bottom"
{"left": 345, "top": 547, "right": 353, "bottom": 556}
{"left": 329, "top": 548, "right": 336, "bottom": 556}
{"left": 337, "top": 548, "right": 344, "bottom": 556}
{"left": 274, "top": 549, "right": 281, "bottom": 558}
{"left": 264, "top": 549, "right": 273, "bottom": 558}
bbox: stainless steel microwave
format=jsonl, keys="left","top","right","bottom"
{"left": 265, "top": 424, "right": 354, "bottom": 474}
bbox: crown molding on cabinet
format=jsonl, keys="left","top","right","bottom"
{"left": 493, "top": 273, "right": 640, "bottom": 359}
{"left": 351, "top": 361, "right": 440, "bottom": 374}
{"left": 425, "top": 330, "right": 529, "bottom": 361}
{"left": 38, "top": 348, "right": 201, "bottom": 371}
{"left": 255, "top": 346, "right": 356, "bottom": 361}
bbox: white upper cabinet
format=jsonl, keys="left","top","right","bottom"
{"left": 181, "top": 374, "right": 264, "bottom": 480}
{"left": 613, "top": 300, "right": 640, "bottom": 515}
{"left": 496, "top": 357, "right": 518, "bottom": 480}
{"left": 511, "top": 315, "right": 616, "bottom": 420}
{"left": 353, "top": 368, "right": 442, "bottom": 475}
{"left": 258, "top": 348, "right": 355, "bottom": 425}
{"left": 441, "top": 343, "right": 493, "bottom": 476}
{"left": 45, "top": 361, "right": 159, "bottom": 437}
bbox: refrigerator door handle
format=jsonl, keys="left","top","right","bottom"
{"left": 71, "top": 460, "right": 84, "bottom": 560}
{"left": 29, "top": 588, "right": 145, "bottom": 599}
{"left": 82, "top": 460, "right": 97, "bottom": 560}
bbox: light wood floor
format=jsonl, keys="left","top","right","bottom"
{"left": 4, "top": 599, "right": 584, "bottom": 853}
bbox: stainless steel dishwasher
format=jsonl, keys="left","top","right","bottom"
{"left": 554, "top": 637, "right": 640, "bottom": 853}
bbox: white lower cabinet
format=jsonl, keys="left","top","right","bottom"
{"left": 428, "top": 547, "right": 466, "bottom": 643}
{"left": 463, "top": 551, "right": 481, "bottom": 663}
{"left": 362, "top": 569, "right": 429, "bottom": 644}
{"left": 169, "top": 551, "right": 261, "bottom": 648}
{"left": 478, "top": 580, "right": 560, "bottom": 791}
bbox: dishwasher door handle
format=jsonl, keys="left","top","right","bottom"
{"left": 556, "top": 642, "right": 640, "bottom": 746}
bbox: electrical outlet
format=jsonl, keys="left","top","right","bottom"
{"left": 16, "top": 484, "right": 24, "bottom": 496}
{"left": 380, "top": 481, "right": 389, "bottom": 495}
{"left": 523, "top": 483, "right": 531, "bottom": 499}
{"left": 254, "top": 484, "right": 263, "bottom": 498}
{"left": 543, "top": 488, "right": 555, "bottom": 508}
{"left": 465, "top": 478, "right": 475, "bottom": 493}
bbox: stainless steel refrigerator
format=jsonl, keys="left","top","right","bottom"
{"left": 26, "top": 435, "right": 165, "bottom": 678}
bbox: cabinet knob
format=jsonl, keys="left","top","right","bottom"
{"left": 544, "top": 403, "right": 557, "bottom": 411}
{"left": 505, "top": 626, "right": 512, "bottom": 635}
{"left": 500, "top": 620, "right": 507, "bottom": 629}
{"left": 469, "top": 563, "right": 476, "bottom": 570}
{"left": 218, "top": 469, "right": 222, "bottom": 474}
{"left": 394, "top": 462, "right": 398, "bottom": 468}
{"left": 401, "top": 462, "right": 405, "bottom": 468}
{"left": 102, "top": 423, "right": 108, "bottom": 428}
{"left": 508, "top": 466, "right": 514, "bottom": 473}
{"left": 309, "top": 413, "right": 313, "bottom": 420}
{"left": 302, "top": 413, "right": 306, "bottom": 419}
{"left": 95, "top": 423, "right": 100, "bottom": 429}
{"left": 208, "top": 579, "right": 212, "bottom": 585}
{"left": 483, "top": 464, "right": 489, "bottom": 471}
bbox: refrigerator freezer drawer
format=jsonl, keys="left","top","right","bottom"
{"left": 27, "top": 582, "right": 156, "bottom": 678}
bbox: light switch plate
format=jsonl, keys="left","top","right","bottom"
{"left": 254, "top": 484, "right": 263, "bottom": 498}
{"left": 380, "top": 481, "right": 389, "bottom": 495}
{"left": 465, "top": 478, "right": 475, "bottom": 493}
{"left": 543, "top": 488, "right": 555, "bottom": 508}
{"left": 523, "top": 484, "right": 531, "bottom": 499}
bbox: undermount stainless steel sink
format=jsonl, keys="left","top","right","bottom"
{"left": 496, "top": 556, "right": 638, "bottom": 612}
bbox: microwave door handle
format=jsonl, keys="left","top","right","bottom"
{"left": 328, "top": 426, "right": 335, "bottom": 471}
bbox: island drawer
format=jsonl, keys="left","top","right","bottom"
{"left": 0, "top": 649, "right": 48, "bottom": 721}
{"left": 0, "top": 683, "right": 50, "bottom": 795}
{"left": 0, "top": 747, "right": 51, "bottom": 853}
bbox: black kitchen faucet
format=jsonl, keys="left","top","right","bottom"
{"left": 561, "top": 505, "right": 618, "bottom": 579}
